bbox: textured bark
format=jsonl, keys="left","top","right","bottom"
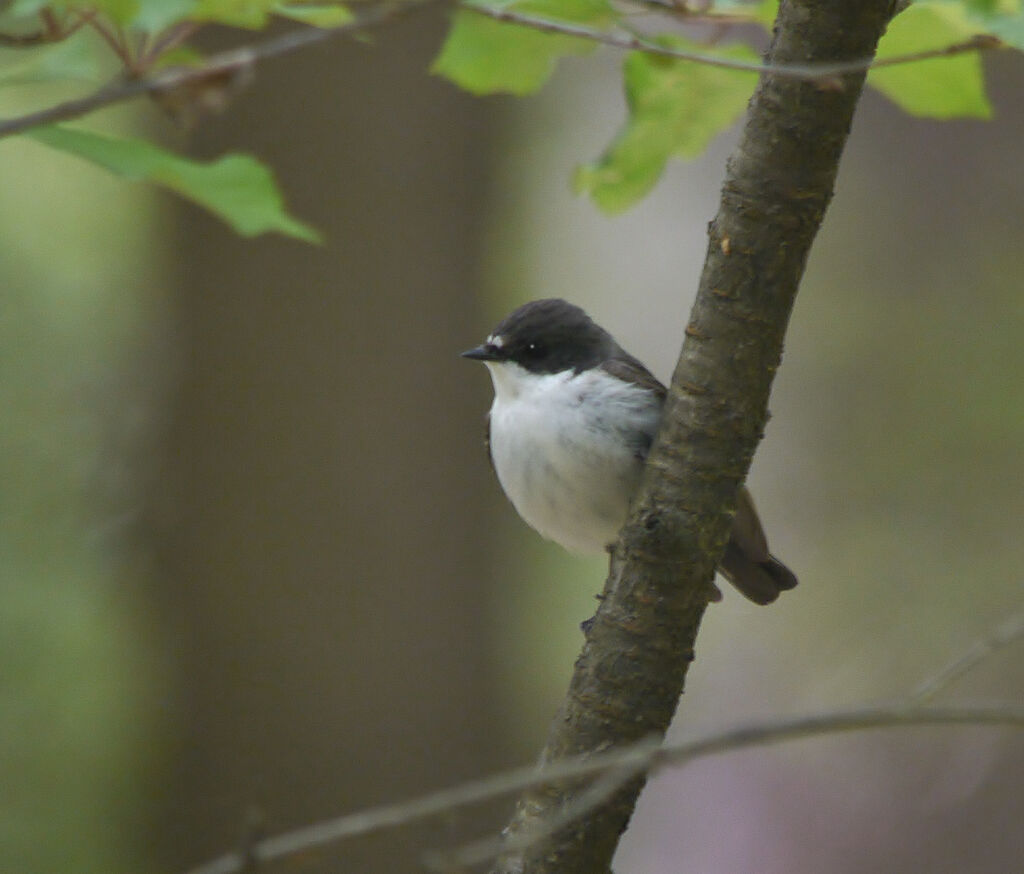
{"left": 494, "top": 2, "right": 899, "bottom": 871}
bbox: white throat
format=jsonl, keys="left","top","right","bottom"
{"left": 483, "top": 359, "right": 547, "bottom": 402}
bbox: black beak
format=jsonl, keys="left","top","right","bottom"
{"left": 461, "top": 343, "right": 502, "bottom": 362}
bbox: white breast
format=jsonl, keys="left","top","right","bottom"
{"left": 485, "top": 361, "right": 662, "bottom": 554}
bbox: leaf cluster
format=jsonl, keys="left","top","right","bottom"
{"left": 438, "top": 0, "right": 1010, "bottom": 211}
{"left": 0, "top": 0, "right": 1018, "bottom": 238}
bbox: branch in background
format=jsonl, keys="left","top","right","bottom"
{"left": 471, "top": 7, "right": 1000, "bottom": 81}
{"left": 84, "top": 10, "right": 136, "bottom": 68}
{"left": 0, "top": 0, "right": 446, "bottom": 139}
{"left": 428, "top": 764, "right": 643, "bottom": 872}
{"left": 0, "top": 0, "right": 1001, "bottom": 139}
{"left": 911, "top": 607, "right": 1024, "bottom": 703}
{"left": 0, "top": 30, "right": 53, "bottom": 46}
{"left": 180, "top": 704, "right": 1024, "bottom": 874}
{"left": 180, "top": 609, "right": 1024, "bottom": 873}
{"left": 140, "top": 21, "right": 200, "bottom": 68}
{"left": 443, "top": 704, "right": 1024, "bottom": 870}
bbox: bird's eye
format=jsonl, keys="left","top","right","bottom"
{"left": 526, "top": 341, "right": 545, "bottom": 357}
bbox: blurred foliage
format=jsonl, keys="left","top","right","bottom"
{"left": 432, "top": 0, "right": 612, "bottom": 95}
{"left": 0, "top": 0, "right": 1019, "bottom": 231}
{"left": 573, "top": 37, "right": 758, "bottom": 213}
{"left": 869, "top": 3, "right": 992, "bottom": 118}
{"left": 0, "top": 2, "right": 331, "bottom": 238}
{"left": 438, "top": 0, "right": 1014, "bottom": 210}
{"left": 0, "top": 85, "right": 167, "bottom": 872}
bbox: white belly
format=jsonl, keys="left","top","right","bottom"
{"left": 486, "top": 364, "right": 662, "bottom": 554}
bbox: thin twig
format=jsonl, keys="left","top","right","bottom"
{"left": 0, "top": 0, "right": 446, "bottom": 139}
{"left": 39, "top": 8, "right": 63, "bottom": 38}
{"left": 0, "top": 11, "right": 102, "bottom": 49}
{"left": 911, "top": 608, "right": 1024, "bottom": 704}
{"left": 0, "top": 4, "right": 67, "bottom": 46}
{"left": 181, "top": 704, "right": 1024, "bottom": 874}
{"left": 436, "top": 703, "right": 1024, "bottom": 869}
{"left": 469, "top": 7, "right": 1001, "bottom": 81}
{"left": 423, "top": 764, "right": 643, "bottom": 872}
{"left": 0, "top": 30, "right": 53, "bottom": 47}
{"left": 84, "top": 10, "right": 133, "bottom": 66}
{"left": 140, "top": 21, "right": 201, "bottom": 68}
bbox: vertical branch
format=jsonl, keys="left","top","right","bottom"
{"left": 492, "top": 2, "right": 900, "bottom": 872}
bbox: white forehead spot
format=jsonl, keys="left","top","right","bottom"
{"left": 487, "top": 334, "right": 504, "bottom": 348}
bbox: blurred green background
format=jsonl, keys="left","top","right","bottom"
{"left": 1, "top": 12, "right": 1021, "bottom": 874}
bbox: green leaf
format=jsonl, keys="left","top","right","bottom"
{"left": 869, "top": 3, "right": 991, "bottom": 119}
{"left": 977, "top": 13, "right": 1024, "bottom": 49}
{"left": 191, "top": 0, "right": 282, "bottom": 28}
{"left": 0, "top": 32, "right": 101, "bottom": 88}
{"left": 749, "top": 0, "right": 778, "bottom": 27}
{"left": 8, "top": 0, "right": 192, "bottom": 30}
{"left": 151, "top": 46, "right": 207, "bottom": 70}
{"left": 432, "top": 0, "right": 613, "bottom": 96}
{"left": 575, "top": 38, "right": 757, "bottom": 213}
{"left": 961, "top": 0, "right": 995, "bottom": 11}
{"left": 97, "top": 0, "right": 142, "bottom": 22}
{"left": 27, "top": 0, "right": 142, "bottom": 24}
{"left": 960, "top": 0, "right": 1024, "bottom": 51}
{"left": 134, "top": 0, "right": 201, "bottom": 31}
{"left": 7, "top": 0, "right": 52, "bottom": 17}
{"left": 24, "top": 125, "right": 320, "bottom": 242}
{"left": 274, "top": 2, "right": 352, "bottom": 27}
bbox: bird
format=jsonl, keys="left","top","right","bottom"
{"left": 461, "top": 298, "right": 797, "bottom": 605}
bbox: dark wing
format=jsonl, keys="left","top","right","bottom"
{"left": 599, "top": 353, "right": 667, "bottom": 404}
{"left": 600, "top": 352, "right": 797, "bottom": 604}
{"left": 599, "top": 352, "right": 667, "bottom": 461}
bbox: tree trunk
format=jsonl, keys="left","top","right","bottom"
{"left": 146, "top": 13, "right": 505, "bottom": 872}
{"left": 494, "top": 2, "right": 899, "bottom": 871}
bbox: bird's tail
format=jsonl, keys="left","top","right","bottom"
{"left": 718, "top": 486, "right": 799, "bottom": 605}
{"left": 719, "top": 541, "right": 799, "bottom": 605}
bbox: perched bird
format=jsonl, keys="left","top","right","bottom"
{"left": 462, "top": 298, "right": 797, "bottom": 605}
